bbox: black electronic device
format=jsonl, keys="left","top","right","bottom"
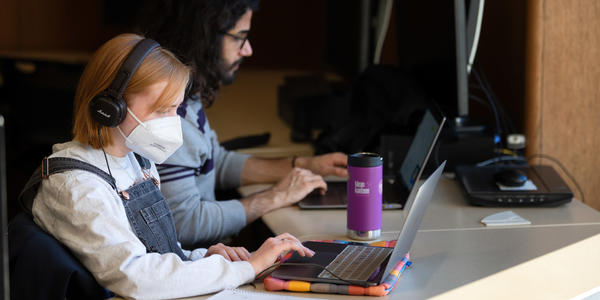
{"left": 456, "top": 164, "right": 573, "bottom": 207}
{"left": 89, "top": 38, "right": 160, "bottom": 127}
{"left": 494, "top": 169, "right": 527, "bottom": 187}
{"left": 220, "top": 132, "right": 271, "bottom": 150}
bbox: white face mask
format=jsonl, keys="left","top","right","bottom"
{"left": 118, "top": 108, "right": 183, "bottom": 164}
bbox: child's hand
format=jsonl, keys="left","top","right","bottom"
{"left": 205, "top": 243, "right": 251, "bottom": 261}
{"left": 248, "top": 233, "right": 315, "bottom": 275}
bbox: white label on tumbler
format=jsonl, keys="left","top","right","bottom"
{"left": 354, "top": 181, "right": 370, "bottom": 194}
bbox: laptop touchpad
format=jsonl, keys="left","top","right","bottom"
{"left": 286, "top": 251, "right": 338, "bottom": 266}
{"left": 276, "top": 251, "right": 339, "bottom": 278}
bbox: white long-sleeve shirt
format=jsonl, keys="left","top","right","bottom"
{"left": 32, "top": 141, "right": 254, "bottom": 299}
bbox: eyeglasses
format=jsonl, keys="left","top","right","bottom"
{"left": 220, "top": 32, "right": 249, "bottom": 50}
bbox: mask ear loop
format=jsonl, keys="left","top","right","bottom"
{"left": 126, "top": 107, "right": 147, "bottom": 128}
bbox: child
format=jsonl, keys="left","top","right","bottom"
{"left": 29, "top": 33, "right": 313, "bottom": 299}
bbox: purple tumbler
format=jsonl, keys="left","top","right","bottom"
{"left": 347, "top": 152, "right": 382, "bottom": 240}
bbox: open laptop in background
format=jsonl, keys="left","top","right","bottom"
{"left": 272, "top": 161, "right": 446, "bottom": 286}
{"left": 0, "top": 115, "right": 9, "bottom": 299}
{"left": 299, "top": 109, "right": 446, "bottom": 210}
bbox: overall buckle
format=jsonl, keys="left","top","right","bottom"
{"left": 41, "top": 157, "right": 50, "bottom": 179}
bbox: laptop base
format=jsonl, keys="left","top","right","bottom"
{"left": 298, "top": 181, "right": 405, "bottom": 210}
{"left": 271, "top": 241, "right": 388, "bottom": 287}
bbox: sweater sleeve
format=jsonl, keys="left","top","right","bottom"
{"left": 208, "top": 128, "right": 250, "bottom": 190}
{"left": 159, "top": 171, "right": 247, "bottom": 245}
{"left": 32, "top": 171, "right": 254, "bottom": 300}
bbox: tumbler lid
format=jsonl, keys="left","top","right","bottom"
{"left": 348, "top": 152, "right": 382, "bottom": 167}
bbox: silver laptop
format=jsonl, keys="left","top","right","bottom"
{"left": 271, "top": 161, "right": 446, "bottom": 286}
{"left": 299, "top": 109, "right": 445, "bottom": 210}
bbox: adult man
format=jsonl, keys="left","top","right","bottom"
{"left": 140, "top": 0, "right": 348, "bottom": 246}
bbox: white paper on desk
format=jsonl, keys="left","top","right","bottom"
{"left": 481, "top": 211, "right": 531, "bottom": 226}
{"left": 207, "top": 289, "right": 325, "bottom": 300}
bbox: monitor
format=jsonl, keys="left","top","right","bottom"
{"left": 395, "top": 0, "right": 485, "bottom": 132}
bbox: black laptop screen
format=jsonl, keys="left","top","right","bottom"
{"left": 398, "top": 110, "right": 440, "bottom": 191}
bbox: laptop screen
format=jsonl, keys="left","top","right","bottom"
{"left": 399, "top": 110, "right": 441, "bottom": 190}
{"left": 384, "top": 109, "right": 445, "bottom": 209}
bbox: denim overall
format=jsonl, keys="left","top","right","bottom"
{"left": 19, "top": 154, "right": 189, "bottom": 261}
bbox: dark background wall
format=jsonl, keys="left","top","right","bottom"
{"left": 0, "top": 0, "right": 527, "bottom": 217}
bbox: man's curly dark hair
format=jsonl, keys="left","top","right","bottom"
{"left": 139, "top": 0, "right": 260, "bottom": 107}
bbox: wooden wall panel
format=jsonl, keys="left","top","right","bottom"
{"left": 18, "top": 0, "right": 107, "bottom": 51}
{"left": 525, "top": 0, "right": 600, "bottom": 210}
{"left": 0, "top": 0, "right": 19, "bottom": 50}
{"left": 0, "top": 0, "right": 122, "bottom": 52}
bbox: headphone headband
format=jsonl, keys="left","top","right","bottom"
{"left": 108, "top": 38, "right": 160, "bottom": 96}
{"left": 90, "top": 38, "right": 160, "bottom": 127}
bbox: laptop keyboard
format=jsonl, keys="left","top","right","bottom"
{"left": 317, "top": 245, "right": 393, "bottom": 281}
{"left": 328, "top": 183, "right": 347, "bottom": 204}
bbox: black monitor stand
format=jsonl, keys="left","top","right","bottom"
{"left": 0, "top": 115, "right": 9, "bottom": 300}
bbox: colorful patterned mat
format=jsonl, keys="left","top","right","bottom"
{"left": 264, "top": 240, "right": 411, "bottom": 297}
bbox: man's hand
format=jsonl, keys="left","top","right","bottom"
{"left": 240, "top": 168, "right": 327, "bottom": 223}
{"left": 205, "top": 243, "right": 251, "bottom": 261}
{"left": 270, "top": 168, "right": 328, "bottom": 208}
{"left": 295, "top": 152, "right": 348, "bottom": 178}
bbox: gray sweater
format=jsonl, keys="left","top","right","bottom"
{"left": 158, "top": 98, "right": 250, "bottom": 246}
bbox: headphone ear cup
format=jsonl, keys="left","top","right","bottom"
{"left": 90, "top": 93, "right": 127, "bottom": 127}
{"left": 88, "top": 38, "right": 159, "bottom": 128}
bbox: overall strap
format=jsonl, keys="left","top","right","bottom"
{"left": 134, "top": 154, "right": 152, "bottom": 170}
{"left": 19, "top": 157, "right": 117, "bottom": 214}
{"left": 133, "top": 154, "right": 159, "bottom": 188}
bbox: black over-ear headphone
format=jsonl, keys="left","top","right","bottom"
{"left": 90, "top": 38, "right": 160, "bottom": 127}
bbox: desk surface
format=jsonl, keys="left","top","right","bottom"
{"left": 205, "top": 176, "right": 600, "bottom": 300}
{"left": 254, "top": 176, "right": 600, "bottom": 237}
{"left": 186, "top": 227, "right": 600, "bottom": 300}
